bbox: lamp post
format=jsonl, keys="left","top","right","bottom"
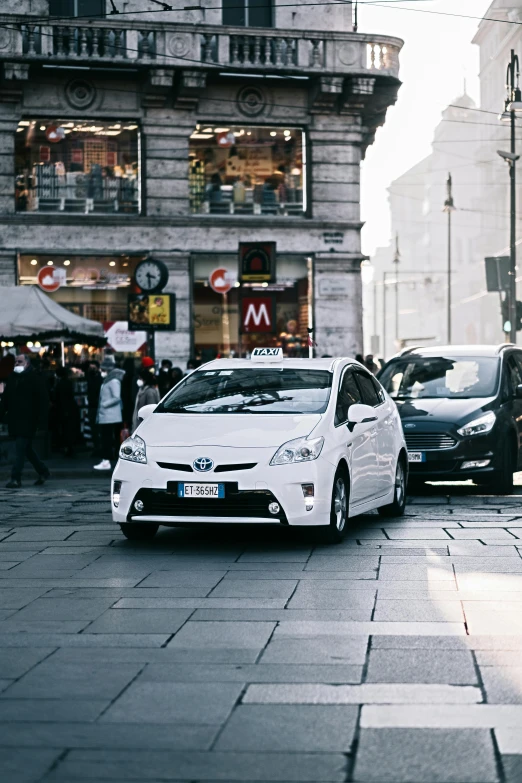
{"left": 498, "top": 49, "right": 522, "bottom": 343}
{"left": 443, "top": 173, "right": 455, "bottom": 344}
{"left": 393, "top": 233, "right": 400, "bottom": 349}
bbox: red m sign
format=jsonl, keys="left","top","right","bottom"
{"left": 241, "top": 296, "right": 275, "bottom": 334}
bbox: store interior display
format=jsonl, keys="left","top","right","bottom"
{"left": 189, "top": 126, "right": 305, "bottom": 216}
{"left": 15, "top": 120, "right": 140, "bottom": 214}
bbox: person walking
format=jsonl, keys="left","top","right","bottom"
{"left": 54, "top": 366, "right": 80, "bottom": 457}
{"left": 0, "top": 354, "right": 50, "bottom": 488}
{"left": 93, "top": 356, "right": 124, "bottom": 471}
{"left": 158, "top": 359, "right": 173, "bottom": 398}
{"left": 132, "top": 369, "right": 160, "bottom": 432}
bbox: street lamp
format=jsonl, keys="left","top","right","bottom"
{"left": 443, "top": 173, "right": 456, "bottom": 344}
{"left": 498, "top": 49, "right": 521, "bottom": 344}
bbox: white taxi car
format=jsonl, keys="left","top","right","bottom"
{"left": 112, "top": 349, "right": 407, "bottom": 543}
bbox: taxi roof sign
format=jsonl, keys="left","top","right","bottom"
{"left": 251, "top": 347, "right": 284, "bottom": 362}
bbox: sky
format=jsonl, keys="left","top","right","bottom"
{"left": 359, "top": 0, "right": 493, "bottom": 257}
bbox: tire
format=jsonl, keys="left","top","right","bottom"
{"left": 378, "top": 456, "right": 407, "bottom": 517}
{"left": 488, "top": 443, "right": 515, "bottom": 495}
{"left": 119, "top": 523, "right": 159, "bottom": 541}
{"left": 317, "top": 469, "right": 349, "bottom": 544}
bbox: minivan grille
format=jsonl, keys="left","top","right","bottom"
{"left": 405, "top": 433, "right": 457, "bottom": 451}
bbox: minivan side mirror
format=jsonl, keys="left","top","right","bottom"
{"left": 347, "top": 403, "right": 378, "bottom": 429}
{"left": 138, "top": 404, "right": 157, "bottom": 421}
{"left": 516, "top": 384, "right": 522, "bottom": 400}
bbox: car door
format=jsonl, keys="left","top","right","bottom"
{"left": 353, "top": 369, "right": 392, "bottom": 499}
{"left": 507, "top": 353, "right": 522, "bottom": 467}
{"left": 333, "top": 367, "right": 380, "bottom": 506}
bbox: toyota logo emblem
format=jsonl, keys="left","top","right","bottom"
{"left": 193, "top": 457, "right": 214, "bottom": 472}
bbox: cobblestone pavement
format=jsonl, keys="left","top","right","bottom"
{"left": 2, "top": 481, "right": 522, "bottom": 782}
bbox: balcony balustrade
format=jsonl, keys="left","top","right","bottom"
{"left": 1, "top": 16, "right": 401, "bottom": 79}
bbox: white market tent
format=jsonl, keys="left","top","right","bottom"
{"left": 0, "top": 286, "right": 106, "bottom": 346}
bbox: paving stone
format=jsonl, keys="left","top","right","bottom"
{"left": 0, "top": 699, "right": 108, "bottom": 722}
{"left": 100, "top": 681, "right": 243, "bottom": 725}
{"left": 449, "top": 528, "right": 518, "bottom": 540}
{"left": 209, "top": 580, "right": 297, "bottom": 599}
{"left": 83, "top": 608, "right": 193, "bottom": 634}
{"left": 273, "top": 621, "right": 466, "bottom": 636}
{"left": 494, "top": 726, "right": 522, "bottom": 753}
{"left": 0, "top": 633, "right": 169, "bottom": 648}
{"left": 215, "top": 704, "right": 358, "bottom": 751}
{"left": 360, "top": 704, "right": 522, "bottom": 729}
{"left": 353, "top": 728, "right": 498, "bottom": 782}
{"left": 465, "top": 610, "right": 522, "bottom": 635}
{"left": 477, "top": 651, "right": 522, "bottom": 666}
{"left": 260, "top": 635, "right": 369, "bottom": 665}
{"left": 167, "top": 621, "right": 275, "bottom": 649}
{"left": 372, "top": 636, "right": 522, "bottom": 651}
{"left": 304, "top": 556, "right": 379, "bottom": 571}
{"left": 112, "top": 597, "right": 288, "bottom": 609}
{"left": 0, "top": 721, "right": 218, "bottom": 751}
{"left": 0, "top": 747, "right": 64, "bottom": 783}
{"left": 383, "top": 528, "right": 453, "bottom": 539}
{"left": 137, "top": 571, "right": 227, "bottom": 588}
{"left": 373, "top": 599, "right": 464, "bottom": 622}
{"left": 3, "top": 660, "right": 143, "bottom": 699}
{"left": 480, "top": 667, "right": 522, "bottom": 703}
{"left": 366, "top": 648, "right": 477, "bottom": 684}
{"left": 243, "top": 683, "right": 481, "bottom": 704}
{"left": 377, "top": 564, "right": 455, "bottom": 581}
{"left": 41, "top": 748, "right": 347, "bottom": 781}
{"left": 140, "top": 662, "right": 363, "bottom": 683}
{"left": 0, "top": 647, "right": 56, "bottom": 679}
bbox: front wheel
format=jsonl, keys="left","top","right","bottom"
{"left": 487, "top": 443, "right": 515, "bottom": 495}
{"left": 316, "top": 470, "right": 349, "bottom": 544}
{"left": 119, "top": 523, "right": 159, "bottom": 541}
{"left": 378, "top": 457, "right": 407, "bottom": 517}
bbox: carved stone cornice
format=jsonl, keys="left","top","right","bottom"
{"left": 174, "top": 70, "right": 207, "bottom": 111}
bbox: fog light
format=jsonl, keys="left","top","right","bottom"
{"left": 301, "top": 483, "right": 314, "bottom": 498}
{"left": 461, "top": 460, "right": 491, "bottom": 470}
{"left": 134, "top": 499, "right": 144, "bottom": 512}
{"left": 305, "top": 504, "right": 314, "bottom": 512}
{"left": 112, "top": 481, "right": 122, "bottom": 508}
{"left": 268, "top": 502, "right": 280, "bottom": 515}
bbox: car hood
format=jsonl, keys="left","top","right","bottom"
{"left": 138, "top": 412, "right": 322, "bottom": 448}
{"left": 395, "top": 396, "right": 495, "bottom": 426}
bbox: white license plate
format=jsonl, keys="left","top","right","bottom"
{"left": 408, "top": 452, "right": 425, "bottom": 463}
{"left": 178, "top": 483, "right": 225, "bottom": 498}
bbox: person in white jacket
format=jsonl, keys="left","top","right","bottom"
{"left": 93, "top": 355, "right": 124, "bottom": 471}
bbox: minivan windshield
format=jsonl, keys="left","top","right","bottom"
{"left": 379, "top": 356, "right": 500, "bottom": 400}
{"left": 157, "top": 368, "right": 333, "bottom": 414}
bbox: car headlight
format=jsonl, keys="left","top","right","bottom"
{"left": 119, "top": 435, "right": 147, "bottom": 464}
{"left": 270, "top": 436, "right": 324, "bottom": 466}
{"left": 457, "top": 411, "right": 496, "bottom": 438}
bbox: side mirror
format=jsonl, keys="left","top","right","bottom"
{"left": 138, "top": 404, "right": 157, "bottom": 421}
{"left": 516, "top": 384, "right": 522, "bottom": 400}
{"left": 347, "top": 403, "right": 378, "bottom": 428}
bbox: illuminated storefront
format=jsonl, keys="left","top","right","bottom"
{"left": 189, "top": 126, "right": 305, "bottom": 217}
{"left": 15, "top": 119, "right": 140, "bottom": 214}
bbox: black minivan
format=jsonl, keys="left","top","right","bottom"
{"left": 378, "top": 345, "right": 522, "bottom": 493}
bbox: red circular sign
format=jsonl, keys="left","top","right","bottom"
{"left": 37, "top": 266, "right": 61, "bottom": 293}
{"left": 209, "top": 267, "right": 234, "bottom": 295}
{"left": 45, "top": 125, "right": 66, "bottom": 143}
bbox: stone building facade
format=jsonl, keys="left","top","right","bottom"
{"left": 0, "top": 0, "right": 402, "bottom": 364}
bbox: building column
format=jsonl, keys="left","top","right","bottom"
{"left": 142, "top": 112, "right": 194, "bottom": 217}
{"left": 152, "top": 252, "right": 191, "bottom": 368}
{"left": 0, "top": 250, "right": 17, "bottom": 286}
{"left": 314, "top": 253, "right": 363, "bottom": 357}
{"left": 0, "top": 119, "right": 18, "bottom": 216}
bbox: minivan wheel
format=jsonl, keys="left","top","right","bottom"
{"left": 378, "top": 457, "right": 407, "bottom": 517}
{"left": 119, "top": 523, "right": 159, "bottom": 541}
{"left": 316, "top": 470, "right": 349, "bottom": 544}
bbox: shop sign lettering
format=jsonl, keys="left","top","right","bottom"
{"left": 241, "top": 296, "right": 275, "bottom": 334}
{"left": 322, "top": 231, "right": 344, "bottom": 245}
{"left": 317, "top": 277, "right": 352, "bottom": 298}
{"left": 105, "top": 321, "right": 147, "bottom": 353}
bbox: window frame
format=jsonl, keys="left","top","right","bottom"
{"left": 222, "top": 0, "right": 273, "bottom": 28}
{"left": 353, "top": 369, "right": 385, "bottom": 409}
{"left": 334, "top": 366, "right": 363, "bottom": 428}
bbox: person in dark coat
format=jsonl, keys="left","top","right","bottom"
{"left": 0, "top": 354, "right": 50, "bottom": 488}
{"left": 54, "top": 366, "right": 80, "bottom": 457}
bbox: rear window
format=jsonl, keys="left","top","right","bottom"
{"left": 157, "top": 368, "right": 333, "bottom": 414}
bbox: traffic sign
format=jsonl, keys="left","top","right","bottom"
{"left": 485, "top": 257, "right": 510, "bottom": 292}
{"left": 37, "top": 266, "right": 65, "bottom": 292}
{"left": 209, "top": 267, "right": 235, "bottom": 295}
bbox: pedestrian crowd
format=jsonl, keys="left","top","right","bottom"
{"left": 0, "top": 353, "right": 191, "bottom": 487}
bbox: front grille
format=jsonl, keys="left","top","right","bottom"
{"left": 405, "top": 433, "right": 457, "bottom": 451}
{"left": 214, "top": 463, "right": 257, "bottom": 473}
{"left": 130, "top": 487, "right": 287, "bottom": 522}
{"left": 156, "top": 462, "right": 258, "bottom": 473}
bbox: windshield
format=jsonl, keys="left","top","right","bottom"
{"left": 157, "top": 368, "right": 333, "bottom": 414}
{"left": 379, "top": 356, "right": 500, "bottom": 400}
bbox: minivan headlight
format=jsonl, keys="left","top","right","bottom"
{"left": 457, "top": 411, "right": 496, "bottom": 438}
{"left": 270, "top": 436, "right": 324, "bottom": 466}
{"left": 119, "top": 435, "right": 147, "bottom": 464}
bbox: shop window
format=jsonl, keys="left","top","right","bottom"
{"left": 49, "top": 0, "right": 105, "bottom": 16}
{"left": 189, "top": 126, "right": 305, "bottom": 217}
{"left": 18, "top": 254, "right": 146, "bottom": 326}
{"left": 15, "top": 119, "right": 140, "bottom": 215}
{"left": 223, "top": 0, "right": 273, "bottom": 28}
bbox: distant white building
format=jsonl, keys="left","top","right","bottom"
{"left": 366, "top": 0, "right": 522, "bottom": 358}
